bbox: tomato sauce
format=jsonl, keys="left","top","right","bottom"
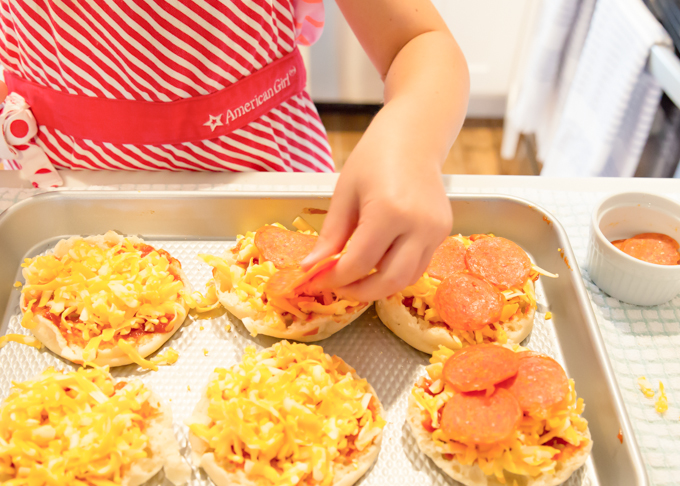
{"left": 125, "top": 314, "right": 176, "bottom": 341}
{"left": 611, "top": 233, "right": 680, "bottom": 265}
{"left": 302, "top": 208, "right": 328, "bottom": 215}
{"left": 543, "top": 436, "right": 584, "bottom": 461}
{"left": 422, "top": 416, "right": 437, "bottom": 433}
{"left": 136, "top": 244, "right": 181, "bottom": 280}
{"left": 34, "top": 301, "right": 175, "bottom": 347}
{"left": 35, "top": 307, "right": 87, "bottom": 347}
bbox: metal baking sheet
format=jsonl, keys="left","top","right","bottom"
{"left": 0, "top": 191, "right": 647, "bottom": 486}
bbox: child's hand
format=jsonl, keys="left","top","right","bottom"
{"left": 301, "top": 119, "right": 452, "bottom": 302}
{"left": 301, "top": 0, "right": 468, "bottom": 302}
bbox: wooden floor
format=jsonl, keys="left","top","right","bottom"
{"left": 322, "top": 113, "right": 538, "bottom": 175}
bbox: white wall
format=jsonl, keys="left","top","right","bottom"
{"left": 308, "top": 0, "right": 383, "bottom": 104}
{"left": 309, "top": 0, "right": 538, "bottom": 117}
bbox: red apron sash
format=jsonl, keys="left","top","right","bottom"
{"left": 4, "top": 47, "right": 306, "bottom": 146}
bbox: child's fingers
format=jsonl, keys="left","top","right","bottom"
{"left": 308, "top": 215, "right": 402, "bottom": 291}
{"left": 337, "top": 236, "right": 432, "bottom": 302}
{"left": 301, "top": 185, "right": 358, "bottom": 269}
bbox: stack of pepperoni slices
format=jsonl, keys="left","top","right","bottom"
{"left": 377, "top": 235, "right": 543, "bottom": 354}
{"left": 409, "top": 344, "right": 592, "bottom": 486}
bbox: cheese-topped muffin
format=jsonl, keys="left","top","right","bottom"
{"left": 376, "top": 234, "right": 556, "bottom": 354}
{"left": 187, "top": 341, "right": 385, "bottom": 486}
{"left": 0, "top": 366, "right": 190, "bottom": 485}
{"left": 19, "top": 231, "right": 191, "bottom": 367}
{"left": 200, "top": 224, "right": 370, "bottom": 342}
{"left": 408, "top": 344, "right": 592, "bottom": 486}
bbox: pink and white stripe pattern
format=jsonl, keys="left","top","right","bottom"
{"left": 0, "top": 0, "right": 333, "bottom": 172}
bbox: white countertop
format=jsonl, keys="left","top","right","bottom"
{"left": 2, "top": 169, "right": 680, "bottom": 193}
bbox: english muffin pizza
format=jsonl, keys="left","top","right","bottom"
{"left": 19, "top": 231, "right": 191, "bottom": 366}
{"left": 376, "top": 234, "right": 556, "bottom": 354}
{"left": 408, "top": 344, "right": 592, "bottom": 486}
{"left": 200, "top": 223, "right": 370, "bottom": 342}
{"left": 0, "top": 366, "right": 190, "bottom": 485}
{"left": 187, "top": 341, "right": 385, "bottom": 486}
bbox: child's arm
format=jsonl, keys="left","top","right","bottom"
{"left": 302, "top": 0, "right": 469, "bottom": 302}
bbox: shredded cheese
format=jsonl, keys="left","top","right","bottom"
{"left": 412, "top": 346, "right": 590, "bottom": 483}
{"left": 638, "top": 377, "right": 655, "bottom": 398}
{"left": 199, "top": 225, "right": 362, "bottom": 334}
{"left": 13, "top": 281, "right": 22, "bottom": 288}
{"left": 117, "top": 339, "right": 158, "bottom": 371}
{"left": 0, "top": 366, "right": 158, "bottom": 484}
{"left": 186, "top": 281, "right": 222, "bottom": 314}
{"left": 638, "top": 377, "right": 669, "bottom": 414}
{"left": 20, "top": 232, "right": 188, "bottom": 363}
{"left": 0, "top": 334, "right": 43, "bottom": 351}
{"left": 187, "top": 341, "right": 385, "bottom": 486}
{"left": 150, "top": 347, "right": 180, "bottom": 366}
{"left": 292, "top": 216, "right": 315, "bottom": 233}
{"left": 656, "top": 381, "right": 668, "bottom": 415}
{"left": 531, "top": 264, "right": 559, "bottom": 278}
{"left": 545, "top": 312, "right": 552, "bottom": 320}
{"left": 399, "top": 234, "right": 541, "bottom": 347}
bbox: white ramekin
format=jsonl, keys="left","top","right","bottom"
{"left": 587, "top": 192, "right": 680, "bottom": 306}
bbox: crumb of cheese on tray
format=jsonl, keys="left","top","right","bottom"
{"left": 545, "top": 311, "right": 552, "bottom": 320}
{"left": 13, "top": 281, "right": 22, "bottom": 287}
{"left": 638, "top": 376, "right": 655, "bottom": 398}
{"left": 638, "top": 377, "right": 670, "bottom": 416}
{"left": 0, "top": 334, "right": 43, "bottom": 351}
{"left": 656, "top": 382, "right": 668, "bottom": 415}
{"left": 225, "top": 324, "right": 231, "bottom": 332}
{"left": 150, "top": 347, "right": 180, "bottom": 366}
{"left": 187, "top": 282, "right": 222, "bottom": 314}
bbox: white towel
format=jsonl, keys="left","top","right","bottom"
{"left": 509, "top": 0, "right": 582, "bottom": 136}
{"left": 542, "top": 0, "right": 671, "bottom": 176}
{"left": 536, "top": 0, "right": 597, "bottom": 161}
{"left": 503, "top": 0, "right": 596, "bottom": 161}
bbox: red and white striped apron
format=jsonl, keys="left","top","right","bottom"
{"left": 0, "top": 0, "right": 334, "bottom": 181}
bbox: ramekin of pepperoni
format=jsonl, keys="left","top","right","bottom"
{"left": 588, "top": 192, "right": 680, "bottom": 306}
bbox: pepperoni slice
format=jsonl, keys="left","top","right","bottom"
{"left": 254, "top": 226, "right": 318, "bottom": 269}
{"left": 616, "top": 233, "right": 680, "bottom": 265}
{"left": 433, "top": 273, "right": 503, "bottom": 331}
{"left": 611, "top": 239, "right": 627, "bottom": 251}
{"left": 426, "top": 237, "right": 467, "bottom": 281}
{"left": 265, "top": 253, "right": 342, "bottom": 297}
{"left": 265, "top": 267, "right": 306, "bottom": 297}
{"left": 465, "top": 237, "right": 532, "bottom": 290}
{"left": 441, "top": 389, "right": 521, "bottom": 445}
{"left": 442, "top": 344, "right": 520, "bottom": 393}
{"left": 500, "top": 354, "right": 569, "bottom": 416}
